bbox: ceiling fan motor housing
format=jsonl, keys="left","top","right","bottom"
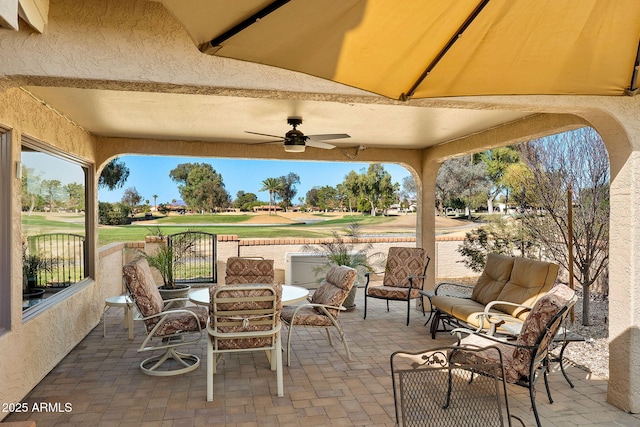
{"left": 284, "top": 128, "right": 307, "bottom": 152}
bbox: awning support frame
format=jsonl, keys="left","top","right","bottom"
{"left": 400, "top": 0, "right": 491, "bottom": 101}
{"left": 199, "top": 0, "right": 291, "bottom": 54}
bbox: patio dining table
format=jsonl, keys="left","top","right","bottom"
{"left": 188, "top": 284, "right": 309, "bottom": 306}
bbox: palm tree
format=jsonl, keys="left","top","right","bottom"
{"left": 152, "top": 194, "right": 158, "bottom": 211}
{"left": 260, "top": 177, "right": 282, "bottom": 215}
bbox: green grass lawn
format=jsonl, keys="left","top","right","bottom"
{"left": 98, "top": 224, "right": 331, "bottom": 246}
{"left": 152, "top": 214, "right": 254, "bottom": 224}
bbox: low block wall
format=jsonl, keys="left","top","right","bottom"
{"left": 142, "top": 235, "right": 476, "bottom": 284}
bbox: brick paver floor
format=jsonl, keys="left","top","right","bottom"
{"left": 4, "top": 293, "right": 639, "bottom": 426}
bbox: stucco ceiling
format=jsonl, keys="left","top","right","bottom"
{"left": 24, "top": 86, "right": 532, "bottom": 151}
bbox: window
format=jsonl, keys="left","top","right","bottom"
{"left": 21, "top": 138, "right": 93, "bottom": 317}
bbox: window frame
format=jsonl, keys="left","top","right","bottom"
{"left": 0, "top": 127, "right": 11, "bottom": 333}
{"left": 21, "top": 136, "right": 95, "bottom": 322}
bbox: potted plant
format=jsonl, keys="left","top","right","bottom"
{"left": 303, "top": 220, "right": 383, "bottom": 310}
{"left": 22, "top": 243, "right": 48, "bottom": 299}
{"left": 142, "top": 228, "right": 195, "bottom": 302}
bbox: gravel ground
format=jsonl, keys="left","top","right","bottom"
{"left": 560, "top": 288, "right": 609, "bottom": 379}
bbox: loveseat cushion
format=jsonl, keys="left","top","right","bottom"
{"left": 493, "top": 257, "right": 559, "bottom": 319}
{"left": 430, "top": 295, "right": 507, "bottom": 329}
{"left": 471, "top": 253, "right": 514, "bottom": 305}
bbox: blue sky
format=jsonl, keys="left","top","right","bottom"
{"left": 98, "top": 155, "right": 412, "bottom": 205}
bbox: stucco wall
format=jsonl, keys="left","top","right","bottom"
{"left": 0, "top": 87, "right": 99, "bottom": 421}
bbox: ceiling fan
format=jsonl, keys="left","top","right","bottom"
{"left": 246, "top": 117, "right": 350, "bottom": 153}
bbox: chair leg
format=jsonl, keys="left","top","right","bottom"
{"left": 325, "top": 328, "right": 334, "bottom": 346}
{"left": 275, "top": 333, "right": 284, "bottom": 397}
{"left": 543, "top": 367, "right": 554, "bottom": 403}
{"left": 286, "top": 322, "right": 294, "bottom": 367}
{"left": 430, "top": 310, "right": 441, "bottom": 339}
{"left": 406, "top": 298, "right": 410, "bottom": 326}
{"left": 207, "top": 339, "right": 214, "bottom": 401}
{"left": 529, "top": 382, "right": 543, "bottom": 427}
{"left": 328, "top": 318, "right": 351, "bottom": 361}
{"left": 363, "top": 293, "right": 368, "bottom": 319}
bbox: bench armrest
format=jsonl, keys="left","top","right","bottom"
{"left": 434, "top": 281, "right": 474, "bottom": 298}
{"left": 451, "top": 327, "right": 536, "bottom": 350}
{"left": 475, "top": 300, "right": 533, "bottom": 335}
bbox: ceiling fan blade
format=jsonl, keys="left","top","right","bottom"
{"left": 248, "top": 140, "right": 284, "bottom": 145}
{"left": 306, "top": 140, "right": 336, "bottom": 150}
{"left": 245, "top": 131, "right": 284, "bottom": 140}
{"left": 307, "top": 133, "right": 351, "bottom": 141}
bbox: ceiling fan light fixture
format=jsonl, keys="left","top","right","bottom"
{"left": 284, "top": 144, "right": 305, "bottom": 153}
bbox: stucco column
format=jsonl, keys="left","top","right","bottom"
{"left": 608, "top": 137, "right": 640, "bottom": 412}
{"left": 419, "top": 155, "right": 437, "bottom": 292}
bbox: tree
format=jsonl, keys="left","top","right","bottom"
{"left": 235, "top": 191, "right": 259, "bottom": 211}
{"left": 121, "top": 187, "right": 142, "bottom": 214}
{"left": 152, "top": 194, "right": 158, "bottom": 211}
{"left": 276, "top": 172, "right": 301, "bottom": 210}
{"left": 64, "top": 182, "right": 85, "bottom": 212}
{"left": 305, "top": 187, "right": 319, "bottom": 209}
{"left": 99, "top": 158, "right": 130, "bottom": 190}
{"left": 342, "top": 164, "right": 397, "bottom": 216}
{"left": 400, "top": 175, "right": 417, "bottom": 209}
{"left": 436, "top": 156, "right": 489, "bottom": 218}
{"left": 169, "top": 163, "right": 230, "bottom": 212}
{"left": 41, "top": 179, "right": 62, "bottom": 212}
{"left": 260, "top": 177, "right": 282, "bottom": 215}
{"left": 516, "top": 127, "right": 609, "bottom": 325}
{"left": 476, "top": 146, "right": 520, "bottom": 213}
{"left": 316, "top": 185, "right": 339, "bottom": 211}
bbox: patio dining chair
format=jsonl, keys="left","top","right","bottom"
{"left": 391, "top": 345, "right": 523, "bottom": 427}
{"left": 122, "top": 258, "right": 207, "bottom": 376}
{"left": 363, "top": 247, "right": 430, "bottom": 325}
{"left": 206, "top": 283, "right": 283, "bottom": 401}
{"left": 450, "top": 284, "right": 577, "bottom": 427}
{"left": 280, "top": 265, "right": 357, "bottom": 366}
{"left": 224, "top": 256, "right": 274, "bottom": 284}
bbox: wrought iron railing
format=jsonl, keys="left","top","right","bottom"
{"left": 27, "top": 233, "right": 86, "bottom": 287}
{"left": 168, "top": 231, "right": 217, "bottom": 284}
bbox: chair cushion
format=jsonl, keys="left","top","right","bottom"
{"left": 455, "top": 284, "right": 575, "bottom": 383}
{"left": 311, "top": 266, "right": 357, "bottom": 317}
{"left": 471, "top": 253, "right": 514, "bottom": 305}
{"left": 366, "top": 285, "right": 421, "bottom": 300}
{"left": 494, "top": 257, "right": 559, "bottom": 319}
{"left": 281, "top": 306, "right": 333, "bottom": 327}
{"left": 382, "top": 247, "right": 428, "bottom": 289}
{"left": 209, "top": 283, "right": 282, "bottom": 350}
{"left": 150, "top": 306, "right": 208, "bottom": 336}
{"left": 452, "top": 335, "right": 522, "bottom": 383}
{"left": 123, "top": 258, "right": 164, "bottom": 318}
{"left": 225, "top": 257, "right": 274, "bottom": 284}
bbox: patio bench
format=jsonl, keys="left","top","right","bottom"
{"left": 426, "top": 253, "right": 559, "bottom": 338}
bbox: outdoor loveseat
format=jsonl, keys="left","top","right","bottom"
{"left": 428, "top": 253, "right": 559, "bottom": 338}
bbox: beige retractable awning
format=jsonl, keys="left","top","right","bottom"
{"left": 158, "top": 0, "right": 640, "bottom": 100}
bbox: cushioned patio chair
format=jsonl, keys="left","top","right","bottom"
{"left": 207, "top": 283, "right": 283, "bottom": 401}
{"left": 450, "top": 284, "right": 577, "bottom": 427}
{"left": 281, "top": 265, "right": 357, "bottom": 366}
{"left": 391, "top": 345, "right": 524, "bottom": 426}
{"left": 225, "top": 256, "right": 274, "bottom": 284}
{"left": 363, "top": 247, "right": 430, "bottom": 325}
{"left": 122, "top": 258, "right": 207, "bottom": 376}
